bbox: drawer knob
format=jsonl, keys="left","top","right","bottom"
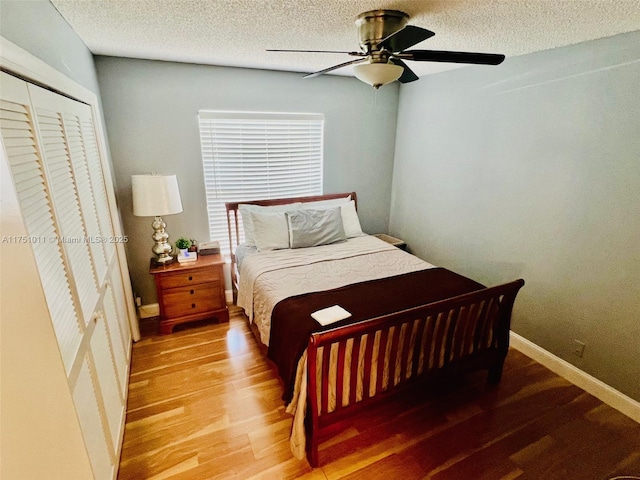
{"left": 190, "top": 289, "right": 194, "bottom": 294}
{"left": 188, "top": 276, "right": 193, "bottom": 281}
{"left": 191, "top": 303, "right": 196, "bottom": 308}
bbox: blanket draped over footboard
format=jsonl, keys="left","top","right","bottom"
{"left": 304, "top": 278, "right": 524, "bottom": 466}
{"left": 268, "top": 267, "right": 485, "bottom": 404}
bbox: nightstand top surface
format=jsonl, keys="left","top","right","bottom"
{"left": 149, "top": 253, "right": 224, "bottom": 274}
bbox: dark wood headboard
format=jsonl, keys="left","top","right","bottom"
{"left": 224, "top": 192, "right": 357, "bottom": 300}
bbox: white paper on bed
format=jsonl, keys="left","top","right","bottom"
{"left": 311, "top": 305, "right": 352, "bottom": 326}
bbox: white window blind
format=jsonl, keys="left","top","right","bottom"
{"left": 198, "top": 111, "right": 324, "bottom": 253}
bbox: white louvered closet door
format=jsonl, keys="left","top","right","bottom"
{"left": 0, "top": 73, "right": 83, "bottom": 373}
{"left": 0, "top": 72, "right": 131, "bottom": 480}
{"left": 29, "top": 85, "right": 100, "bottom": 323}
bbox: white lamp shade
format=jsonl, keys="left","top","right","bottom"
{"left": 353, "top": 62, "right": 404, "bottom": 88}
{"left": 132, "top": 174, "right": 183, "bottom": 217}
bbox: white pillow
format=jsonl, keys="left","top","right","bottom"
{"left": 301, "top": 196, "right": 351, "bottom": 210}
{"left": 301, "top": 198, "right": 362, "bottom": 238}
{"left": 340, "top": 200, "right": 364, "bottom": 238}
{"left": 239, "top": 202, "right": 301, "bottom": 246}
{"left": 251, "top": 210, "right": 290, "bottom": 251}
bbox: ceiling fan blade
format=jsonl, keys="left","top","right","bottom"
{"left": 389, "top": 58, "right": 419, "bottom": 83}
{"left": 401, "top": 49, "right": 505, "bottom": 65}
{"left": 377, "top": 25, "right": 435, "bottom": 53}
{"left": 267, "top": 49, "right": 365, "bottom": 56}
{"left": 303, "top": 58, "right": 368, "bottom": 79}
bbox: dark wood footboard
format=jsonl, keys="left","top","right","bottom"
{"left": 305, "top": 278, "right": 524, "bottom": 467}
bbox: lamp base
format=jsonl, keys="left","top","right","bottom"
{"left": 153, "top": 254, "right": 174, "bottom": 266}
{"left": 151, "top": 216, "right": 174, "bottom": 264}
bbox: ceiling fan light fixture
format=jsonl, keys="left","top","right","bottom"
{"left": 353, "top": 62, "right": 404, "bottom": 89}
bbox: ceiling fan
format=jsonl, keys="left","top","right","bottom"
{"left": 268, "top": 10, "right": 505, "bottom": 88}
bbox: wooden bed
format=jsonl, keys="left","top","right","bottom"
{"left": 226, "top": 193, "right": 524, "bottom": 467}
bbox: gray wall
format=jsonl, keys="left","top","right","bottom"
{"left": 390, "top": 31, "right": 640, "bottom": 401}
{"left": 95, "top": 57, "right": 399, "bottom": 304}
{"left": 0, "top": 0, "right": 100, "bottom": 96}
{"left": 0, "top": 0, "right": 117, "bottom": 203}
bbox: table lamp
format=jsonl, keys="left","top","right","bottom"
{"left": 132, "top": 174, "right": 183, "bottom": 264}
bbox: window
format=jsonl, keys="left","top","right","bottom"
{"left": 198, "top": 111, "right": 324, "bottom": 254}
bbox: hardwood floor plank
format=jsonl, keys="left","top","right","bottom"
{"left": 118, "top": 307, "right": 640, "bottom": 480}
{"left": 339, "top": 453, "right": 425, "bottom": 479}
{"left": 430, "top": 392, "right": 602, "bottom": 478}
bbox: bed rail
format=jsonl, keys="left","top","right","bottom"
{"left": 306, "top": 278, "right": 524, "bottom": 466}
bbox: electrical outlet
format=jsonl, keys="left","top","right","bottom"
{"left": 135, "top": 296, "right": 142, "bottom": 307}
{"left": 573, "top": 340, "right": 586, "bottom": 358}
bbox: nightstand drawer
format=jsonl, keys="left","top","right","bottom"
{"left": 163, "top": 281, "right": 223, "bottom": 318}
{"left": 157, "top": 267, "right": 220, "bottom": 290}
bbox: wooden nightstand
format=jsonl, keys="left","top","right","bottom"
{"left": 373, "top": 233, "right": 407, "bottom": 250}
{"left": 150, "top": 254, "right": 229, "bottom": 334}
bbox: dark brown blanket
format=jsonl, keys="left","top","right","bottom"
{"left": 267, "top": 267, "right": 485, "bottom": 403}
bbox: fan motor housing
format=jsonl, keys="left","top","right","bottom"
{"left": 355, "top": 10, "right": 409, "bottom": 53}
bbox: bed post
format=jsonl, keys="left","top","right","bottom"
{"left": 225, "top": 204, "right": 240, "bottom": 303}
{"left": 307, "top": 338, "right": 320, "bottom": 467}
{"left": 487, "top": 279, "right": 524, "bottom": 384}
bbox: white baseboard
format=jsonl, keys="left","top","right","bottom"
{"left": 510, "top": 332, "right": 640, "bottom": 424}
{"left": 137, "top": 303, "right": 159, "bottom": 319}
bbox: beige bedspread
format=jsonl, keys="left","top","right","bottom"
{"left": 237, "top": 235, "right": 435, "bottom": 345}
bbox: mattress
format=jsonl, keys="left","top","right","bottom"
{"left": 236, "top": 235, "right": 434, "bottom": 345}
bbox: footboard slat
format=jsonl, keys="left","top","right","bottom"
{"left": 336, "top": 340, "right": 347, "bottom": 409}
{"left": 411, "top": 317, "right": 427, "bottom": 378}
{"left": 320, "top": 345, "right": 331, "bottom": 415}
{"left": 459, "top": 302, "right": 480, "bottom": 358}
{"left": 362, "top": 333, "right": 374, "bottom": 400}
{"left": 452, "top": 306, "right": 468, "bottom": 361}
{"left": 375, "top": 329, "right": 390, "bottom": 396}
{"left": 421, "top": 314, "right": 436, "bottom": 375}
{"left": 476, "top": 297, "right": 495, "bottom": 350}
{"left": 400, "top": 321, "right": 414, "bottom": 382}
{"left": 306, "top": 279, "right": 524, "bottom": 467}
{"left": 443, "top": 307, "right": 460, "bottom": 367}
{"left": 433, "top": 310, "right": 448, "bottom": 369}
{"left": 349, "top": 336, "right": 361, "bottom": 405}
{"left": 388, "top": 324, "right": 402, "bottom": 389}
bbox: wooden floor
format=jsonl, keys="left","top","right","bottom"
{"left": 118, "top": 307, "right": 640, "bottom": 480}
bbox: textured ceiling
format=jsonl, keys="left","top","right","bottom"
{"left": 50, "top": 0, "right": 640, "bottom": 78}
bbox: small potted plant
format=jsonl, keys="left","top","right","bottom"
{"left": 175, "top": 237, "right": 191, "bottom": 257}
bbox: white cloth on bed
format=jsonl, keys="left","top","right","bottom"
{"left": 311, "top": 305, "right": 352, "bottom": 326}
{"left": 236, "top": 235, "right": 435, "bottom": 345}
